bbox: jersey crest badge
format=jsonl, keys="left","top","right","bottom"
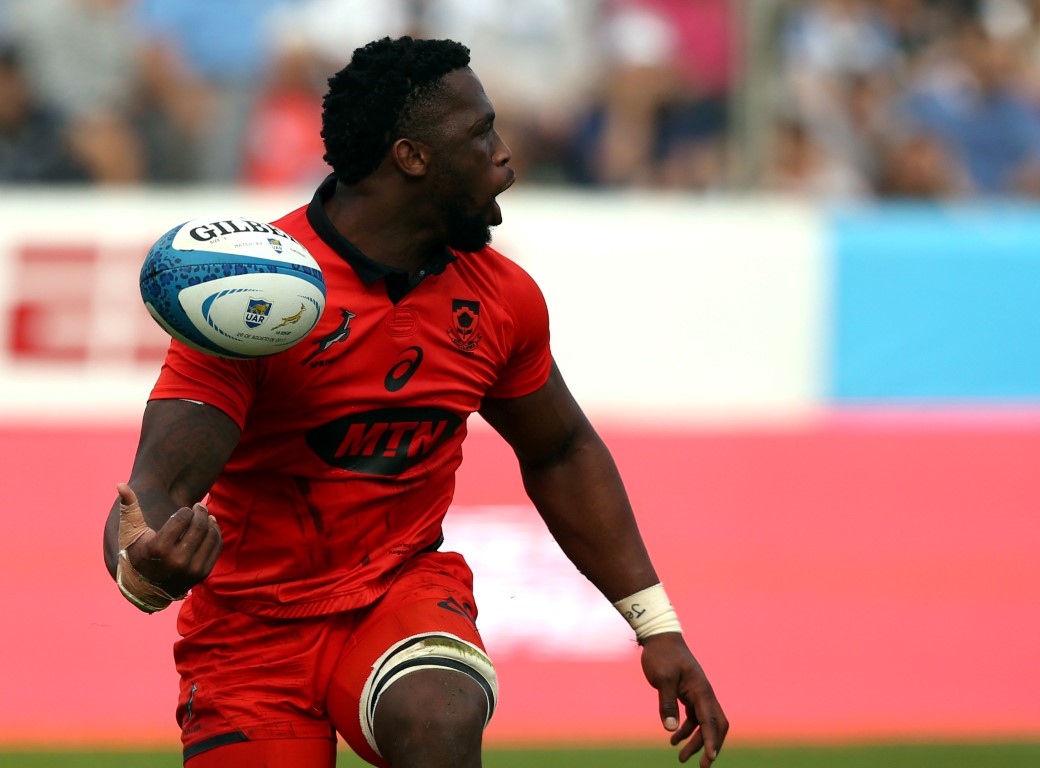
{"left": 448, "top": 299, "right": 482, "bottom": 352}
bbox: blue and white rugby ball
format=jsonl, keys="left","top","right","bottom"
{"left": 140, "top": 216, "right": 326, "bottom": 359}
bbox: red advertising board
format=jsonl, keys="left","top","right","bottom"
{"left": 2, "top": 417, "right": 1038, "bottom": 747}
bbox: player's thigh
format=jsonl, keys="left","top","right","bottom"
{"left": 326, "top": 551, "right": 497, "bottom": 766}
{"left": 174, "top": 590, "right": 340, "bottom": 763}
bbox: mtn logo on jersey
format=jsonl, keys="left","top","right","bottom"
{"left": 448, "top": 299, "right": 482, "bottom": 351}
{"left": 306, "top": 406, "right": 463, "bottom": 476}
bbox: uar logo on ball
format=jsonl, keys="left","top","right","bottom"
{"left": 140, "top": 217, "right": 326, "bottom": 359}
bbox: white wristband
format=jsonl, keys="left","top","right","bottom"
{"left": 116, "top": 549, "right": 182, "bottom": 614}
{"left": 613, "top": 583, "right": 683, "bottom": 643}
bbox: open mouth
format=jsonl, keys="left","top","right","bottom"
{"left": 497, "top": 170, "right": 516, "bottom": 197}
{"left": 489, "top": 171, "right": 516, "bottom": 225}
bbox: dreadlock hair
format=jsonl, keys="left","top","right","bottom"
{"left": 321, "top": 37, "right": 471, "bottom": 184}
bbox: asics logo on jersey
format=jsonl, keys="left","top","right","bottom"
{"left": 448, "top": 299, "right": 482, "bottom": 351}
{"left": 306, "top": 407, "right": 463, "bottom": 476}
{"left": 303, "top": 308, "right": 357, "bottom": 366}
{"left": 385, "top": 346, "right": 423, "bottom": 392}
{"left": 437, "top": 596, "right": 477, "bottom": 625}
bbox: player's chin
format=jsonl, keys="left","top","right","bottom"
{"left": 446, "top": 216, "right": 494, "bottom": 253}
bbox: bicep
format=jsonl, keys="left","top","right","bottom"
{"left": 479, "top": 361, "right": 593, "bottom": 467}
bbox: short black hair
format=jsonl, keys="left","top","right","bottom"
{"left": 321, "top": 37, "right": 471, "bottom": 184}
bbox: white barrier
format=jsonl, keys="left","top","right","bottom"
{"left": 0, "top": 187, "right": 824, "bottom": 424}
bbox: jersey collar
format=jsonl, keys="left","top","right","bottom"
{"left": 306, "top": 174, "right": 456, "bottom": 303}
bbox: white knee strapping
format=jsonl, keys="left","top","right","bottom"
{"left": 358, "top": 632, "right": 499, "bottom": 758}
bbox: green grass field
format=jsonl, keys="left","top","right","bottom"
{"left": 3, "top": 742, "right": 1039, "bottom": 767}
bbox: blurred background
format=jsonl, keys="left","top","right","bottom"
{"left": 1, "top": 0, "right": 1039, "bottom": 762}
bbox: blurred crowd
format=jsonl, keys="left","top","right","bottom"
{"left": 765, "top": 0, "right": 1040, "bottom": 199}
{"left": 4, "top": 0, "right": 1040, "bottom": 199}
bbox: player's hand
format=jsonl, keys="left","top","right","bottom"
{"left": 117, "top": 483, "right": 222, "bottom": 605}
{"left": 640, "top": 632, "right": 728, "bottom": 766}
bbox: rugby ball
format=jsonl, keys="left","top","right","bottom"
{"left": 140, "top": 216, "right": 326, "bottom": 359}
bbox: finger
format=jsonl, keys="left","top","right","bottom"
{"left": 678, "top": 726, "right": 704, "bottom": 763}
{"left": 116, "top": 483, "right": 152, "bottom": 551}
{"left": 689, "top": 707, "right": 725, "bottom": 767}
{"left": 669, "top": 717, "right": 696, "bottom": 747}
{"left": 696, "top": 705, "right": 725, "bottom": 765}
{"left": 148, "top": 505, "right": 196, "bottom": 555}
{"left": 116, "top": 482, "right": 138, "bottom": 507}
{"left": 186, "top": 516, "right": 223, "bottom": 574}
{"left": 174, "top": 503, "right": 213, "bottom": 551}
{"left": 657, "top": 681, "right": 681, "bottom": 732}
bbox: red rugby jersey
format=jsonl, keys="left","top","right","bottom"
{"left": 150, "top": 176, "right": 552, "bottom": 618}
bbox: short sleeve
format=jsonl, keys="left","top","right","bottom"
{"left": 149, "top": 339, "right": 260, "bottom": 429}
{"left": 486, "top": 266, "right": 553, "bottom": 399}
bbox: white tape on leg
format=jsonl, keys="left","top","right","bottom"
{"left": 358, "top": 632, "right": 498, "bottom": 758}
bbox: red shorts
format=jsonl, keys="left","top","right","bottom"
{"left": 174, "top": 551, "right": 490, "bottom": 766}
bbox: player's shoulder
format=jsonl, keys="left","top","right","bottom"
{"left": 270, "top": 202, "right": 311, "bottom": 241}
{"left": 455, "top": 244, "right": 540, "bottom": 289}
{"left": 268, "top": 201, "right": 335, "bottom": 268}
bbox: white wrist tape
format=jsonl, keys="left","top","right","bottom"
{"left": 613, "top": 583, "right": 683, "bottom": 643}
{"left": 116, "top": 549, "right": 183, "bottom": 614}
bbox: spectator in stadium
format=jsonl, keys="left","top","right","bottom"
{"left": 896, "top": 14, "right": 1040, "bottom": 195}
{"left": 0, "top": 41, "right": 89, "bottom": 182}
{"left": 874, "top": 131, "right": 969, "bottom": 198}
{"left": 102, "top": 37, "right": 728, "bottom": 768}
{"left": 568, "top": 0, "right": 733, "bottom": 189}
{"left": 2, "top": 0, "right": 145, "bottom": 183}
{"left": 134, "top": 0, "right": 282, "bottom": 183}
{"left": 238, "top": 0, "right": 416, "bottom": 188}
{"left": 759, "top": 115, "right": 870, "bottom": 199}
{"left": 238, "top": 39, "right": 328, "bottom": 189}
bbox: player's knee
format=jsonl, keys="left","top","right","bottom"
{"left": 374, "top": 668, "right": 487, "bottom": 760}
{"left": 360, "top": 633, "right": 497, "bottom": 766}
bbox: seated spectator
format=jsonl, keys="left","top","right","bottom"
{"left": 239, "top": 40, "right": 327, "bottom": 189}
{"left": 759, "top": 116, "right": 869, "bottom": 199}
{"left": 0, "top": 42, "right": 89, "bottom": 183}
{"left": 3, "top": 0, "right": 145, "bottom": 183}
{"left": 239, "top": 0, "right": 414, "bottom": 188}
{"left": 568, "top": 0, "right": 732, "bottom": 189}
{"left": 135, "top": 0, "right": 282, "bottom": 184}
{"left": 896, "top": 18, "right": 1040, "bottom": 196}
{"left": 874, "top": 132, "right": 970, "bottom": 198}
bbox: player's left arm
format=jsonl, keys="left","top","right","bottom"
{"left": 479, "top": 361, "right": 729, "bottom": 766}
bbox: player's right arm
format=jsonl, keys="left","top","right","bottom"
{"left": 102, "top": 398, "right": 240, "bottom": 608}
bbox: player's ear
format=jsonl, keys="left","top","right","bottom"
{"left": 392, "top": 137, "right": 431, "bottom": 178}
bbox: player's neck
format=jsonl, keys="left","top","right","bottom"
{"left": 324, "top": 183, "right": 445, "bottom": 277}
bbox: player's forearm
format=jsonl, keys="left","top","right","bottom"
{"left": 102, "top": 398, "right": 239, "bottom": 580}
{"left": 520, "top": 432, "right": 660, "bottom": 602}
